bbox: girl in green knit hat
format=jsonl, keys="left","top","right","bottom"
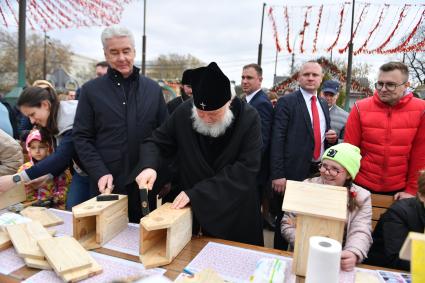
{"left": 281, "top": 143, "right": 372, "bottom": 272}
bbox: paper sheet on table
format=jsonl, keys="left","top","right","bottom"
{"left": 103, "top": 222, "right": 140, "bottom": 256}
{"left": 185, "top": 242, "right": 390, "bottom": 283}
{"left": 48, "top": 208, "right": 73, "bottom": 236}
{"left": 23, "top": 251, "right": 166, "bottom": 283}
{"left": 0, "top": 247, "right": 26, "bottom": 274}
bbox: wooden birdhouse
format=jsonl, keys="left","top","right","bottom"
{"left": 72, "top": 195, "right": 128, "bottom": 250}
{"left": 282, "top": 180, "right": 347, "bottom": 277}
{"left": 140, "top": 202, "right": 192, "bottom": 268}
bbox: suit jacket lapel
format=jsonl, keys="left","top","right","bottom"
{"left": 297, "top": 91, "right": 314, "bottom": 138}
{"left": 249, "top": 90, "right": 263, "bottom": 104}
{"left": 318, "top": 96, "right": 330, "bottom": 131}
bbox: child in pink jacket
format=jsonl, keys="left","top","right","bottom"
{"left": 281, "top": 143, "right": 372, "bottom": 271}
{"left": 18, "top": 129, "right": 71, "bottom": 209}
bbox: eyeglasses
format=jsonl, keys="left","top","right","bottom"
{"left": 374, "top": 81, "right": 407, "bottom": 91}
{"left": 318, "top": 163, "right": 345, "bottom": 177}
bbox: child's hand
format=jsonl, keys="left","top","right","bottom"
{"left": 340, "top": 250, "right": 357, "bottom": 271}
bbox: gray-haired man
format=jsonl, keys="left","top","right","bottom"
{"left": 320, "top": 80, "right": 348, "bottom": 143}
{"left": 73, "top": 26, "right": 168, "bottom": 222}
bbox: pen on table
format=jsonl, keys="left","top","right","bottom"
{"left": 183, "top": 268, "right": 195, "bottom": 276}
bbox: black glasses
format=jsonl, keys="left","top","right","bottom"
{"left": 318, "top": 163, "right": 345, "bottom": 177}
{"left": 374, "top": 81, "right": 407, "bottom": 91}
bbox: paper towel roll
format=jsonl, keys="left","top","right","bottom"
{"left": 305, "top": 236, "right": 342, "bottom": 283}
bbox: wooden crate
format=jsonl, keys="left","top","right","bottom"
{"left": 140, "top": 203, "right": 192, "bottom": 268}
{"left": 72, "top": 195, "right": 128, "bottom": 250}
{"left": 282, "top": 180, "right": 347, "bottom": 277}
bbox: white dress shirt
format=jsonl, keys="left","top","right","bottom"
{"left": 245, "top": 89, "right": 262, "bottom": 104}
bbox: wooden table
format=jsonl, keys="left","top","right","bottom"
{"left": 0, "top": 236, "right": 401, "bottom": 282}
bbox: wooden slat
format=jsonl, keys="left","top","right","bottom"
{"left": 371, "top": 194, "right": 394, "bottom": 208}
{"left": 372, "top": 220, "right": 378, "bottom": 230}
{"left": 38, "top": 236, "right": 92, "bottom": 275}
{"left": 372, "top": 207, "right": 387, "bottom": 221}
{"left": 6, "top": 222, "right": 51, "bottom": 259}
{"left": 20, "top": 207, "right": 63, "bottom": 227}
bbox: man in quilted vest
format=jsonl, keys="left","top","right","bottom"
{"left": 345, "top": 61, "right": 425, "bottom": 200}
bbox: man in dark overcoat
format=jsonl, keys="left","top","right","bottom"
{"left": 73, "top": 26, "right": 168, "bottom": 222}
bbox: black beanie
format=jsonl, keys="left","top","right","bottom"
{"left": 181, "top": 69, "right": 193, "bottom": 85}
{"left": 192, "top": 62, "right": 231, "bottom": 111}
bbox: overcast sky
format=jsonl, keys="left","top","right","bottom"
{"left": 8, "top": 0, "right": 413, "bottom": 87}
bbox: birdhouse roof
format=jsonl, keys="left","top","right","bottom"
{"left": 282, "top": 180, "right": 347, "bottom": 221}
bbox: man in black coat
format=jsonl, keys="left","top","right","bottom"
{"left": 270, "top": 61, "right": 337, "bottom": 249}
{"left": 241, "top": 63, "right": 274, "bottom": 228}
{"left": 135, "top": 62, "right": 264, "bottom": 246}
{"left": 365, "top": 171, "right": 425, "bottom": 271}
{"left": 73, "top": 26, "right": 168, "bottom": 222}
{"left": 167, "top": 69, "right": 193, "bottom": 114}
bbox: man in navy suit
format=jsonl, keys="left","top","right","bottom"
{"left": 241, "top": 63, "right": 274, "bottom": 229}
{"left": 270, "top": 60, "right": 337, "bottom": 248}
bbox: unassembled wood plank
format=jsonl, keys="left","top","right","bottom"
{"left": 175, "top": 269, "right": 225, "bottom": 283}
{"left": 6, "top": 221, "right": 52, "bottom": 259}
{"left": 282, "top": 180, "right": 347, "bottom": 221}
{"left": 0, "top": 230, "right": 12, "bottom": 251}
{"left": 38, "top": 236, "right": 92, "bottom": 275}
{"left": 20, "top": 207, "right": 64, "bottom": 227}
{"left": 61, "top": 254, "right": 102, "bottom": 282}
{"left": 24, "top": 257, "right": 52, "bottom": 270}
{"left": 0, "top": 183, "right": 26, "bottom": 210}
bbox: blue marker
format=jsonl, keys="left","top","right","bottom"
{"left": 183, "top": 268, "right": 195, "bottom": 276}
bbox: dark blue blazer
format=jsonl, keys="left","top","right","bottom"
{"left": 270, "top": 90, "right": 332, "bottom": 182}
{"left": 248, "top": 90, "right": 274, "bottom": 186}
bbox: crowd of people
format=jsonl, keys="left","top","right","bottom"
{"left": 0, "top": 25, "right": 424, "bottom": 272}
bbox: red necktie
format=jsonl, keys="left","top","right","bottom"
{"left": 311, "top": 96, "right": 321, "bottom": 160}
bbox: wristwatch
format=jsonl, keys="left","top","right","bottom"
{"left": 12, "top": 174, "right": 22, "bottom": 184}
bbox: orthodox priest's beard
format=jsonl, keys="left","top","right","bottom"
{"left": 191, "top": 106, "right": 234, "bottom": 138}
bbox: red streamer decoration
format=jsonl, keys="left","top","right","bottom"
{"left": 312, "top": 5, "right": 323, "bottom": 53}
{"left": 299, "top": 6, "right": 312, "bottom": 54}
{"left": 382, "top": 8, "right": 425, "bottom": 54}
{"left": 0, "top": 6, "right": 9, "bottom": 27}
{"left": 338, "top": 3, "right": 370, "bottom": 54}
{"left": 326, "top": 4, "right": 346, "bottom": 52}
{"left": 0, "top": 0, "right": 133, "bottom": 31}
{"left": 369, "top": 4, "right": 410, "bottom": 54}
{"left": 284, "top": 6, "right": 292, "bottom": 53}
{"left": 268, "top": 7, "right": 282, "bottom": 52}
{"left": 354, "top": 5, "right": 388, "bottom": 55}
{"left": 5, "top": 0, "right": 18, "bottom": 25}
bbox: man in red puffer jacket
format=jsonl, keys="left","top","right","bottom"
{"left": 345, "top": 61, "right": 425, "bottom": 200}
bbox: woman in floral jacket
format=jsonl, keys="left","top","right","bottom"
{"left": 281, "top": 143, "right": 372, "bottom": 271}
